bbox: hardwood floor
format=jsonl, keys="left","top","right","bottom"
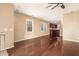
{"left": 7, "top": 35, "right": 79, "bottom": 56}
{"left": 7, "top": 35, "right": 63, "bottom": 56}
{"left": 63, "top": 40, "right": 79, "bottom": 56}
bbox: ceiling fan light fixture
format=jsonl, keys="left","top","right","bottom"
{"left": 61, "top": 4, "right": 65, "bottom": 9}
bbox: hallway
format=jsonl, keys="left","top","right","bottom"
{"left": 0, "top": 3, "right": 79, "bottom": 56}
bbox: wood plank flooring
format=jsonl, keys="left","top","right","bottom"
{"left": 63, "top": 40, "right": 79, "bottom": 56}
{"left": 7, "top": 35, "right": 63, "bottom": 56}
{"left": 7, "top": 35, "right": 79, "bottom": 56}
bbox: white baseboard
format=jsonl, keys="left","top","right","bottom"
{"left": 0, "top": 50, "right": 8, "bottom": 56}
{"left": 0, "top": 45, "right": 14, "bottom": 51}
{"left": 14, "top": 34, "right": 49, "bottom": 43}
{"left": 63, "top": 38, "right": 79, "bottom": 42}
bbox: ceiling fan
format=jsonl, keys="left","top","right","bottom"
{"left": 46, "top": 3, "right": 65, "bottom": 10}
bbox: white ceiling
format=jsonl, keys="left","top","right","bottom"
{"left": 14, "top": 3, "right": 79, "bottom": 24}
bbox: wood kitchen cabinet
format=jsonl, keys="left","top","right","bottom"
{"left": 49, "top": 23, "right": 61, "bottom": 46}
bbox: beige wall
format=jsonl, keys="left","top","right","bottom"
{"left": 63, "top": 11, "right": 79, "bottom": 42}
{"left": 14, "top": 12, "right": 50, "bottom": 42}
{"left": 0, "top": 3, "right": 14, "bottom": 51}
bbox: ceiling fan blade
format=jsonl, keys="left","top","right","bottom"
{"left": 48, "top": 3, "right": 58, "bottom": 4}
{"left": 46, "top": 5, "right": 53, "bottom": 8}
{"left": 51, "top": 3, "right": 59, "bottom": 10}
{"left": 46, "top": 3, "right": 65, "bottom": 10}
{"left": 48, "top": 3, "right": 63, "bottom": 4}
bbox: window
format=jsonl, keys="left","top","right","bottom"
{"left": 26, "top": 20, "right": 33, "bottom": 32}
{"left": 41, "top": 22, "right": 47, "bottom": 32}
